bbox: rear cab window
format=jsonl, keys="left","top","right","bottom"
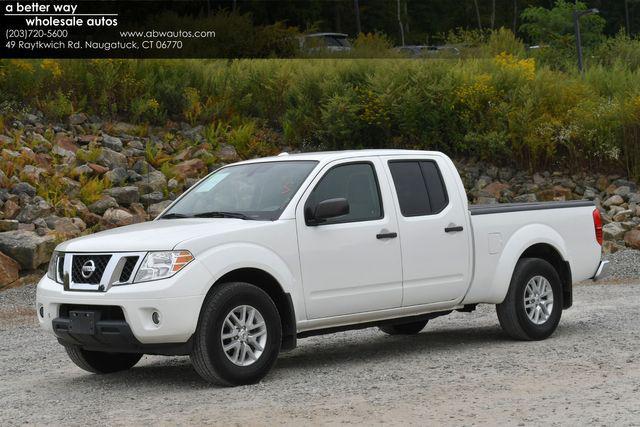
{"left": 388, "top": 160, "right": 449, "bottom": 217}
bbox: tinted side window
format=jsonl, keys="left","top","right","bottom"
{"left": 388, "top": 162, "right": 431, "bottom": 216}
{"left": 388, "top": 160, "right": 449, "bottom": 217}
{"left": 420, "top": 161, "right": 448, "bottom": 214}
{"left": 306, "top": 163, "right": 382, "bottom": 224}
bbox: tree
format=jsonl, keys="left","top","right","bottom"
{"left": 397, "top": 0, "right": 405, "bottom": 45}
{"left": 520, "top": 0, "right": 606, "bottom": 47}
{"left": 491, "top": 0, "right": 496, "bottom": 29}
{"left": 354, "top": 0, "right": 362, "bottom": 34}
{"left": 473, "top": 0, "right": 483, "bottom": 30}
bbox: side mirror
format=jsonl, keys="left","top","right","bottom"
{"left": 306, "top": 198, "right": 350, "bottom": 225}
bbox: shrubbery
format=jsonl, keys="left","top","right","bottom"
{"left": 1, "top": 30, "right": 640, "bottom": 178}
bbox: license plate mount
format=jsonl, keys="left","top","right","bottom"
{"left": 68, "top": 311, "right": 96, "bottom": 335}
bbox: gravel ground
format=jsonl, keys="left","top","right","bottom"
{"left": 1, "top": 275, "right": 640, "bottom": 426}
{"left": 604, "top": 249, "right": 640, "bottom": 280}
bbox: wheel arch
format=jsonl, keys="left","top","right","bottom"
{"left": 201, "top": 267, "right": 297, "bottom": 351}
{"left": 486, "top": 224, "right": 571, "bottom": 307}
{"left": 520, "top": 243, "right": 572, "bottom": 309}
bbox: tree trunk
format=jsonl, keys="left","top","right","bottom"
{"left": 491, "top": 0, "right": 496, "bottom": 29}
{"left": 354, "top": 0, "right": 362, "bottom": 34}
{"left": 473, "top": 0, "right": 483, "bottom": 30}
{"left": 404, "top": 0, "right": 410, "bottom": 34}
{"left": 513, "top": 0, "right": 518, "bottom": 31}
{"left": 625, "top": 0, "right": 631, "bottom": 36}
{"left": 397, "top": 0, "right": 405, "bottom": 46}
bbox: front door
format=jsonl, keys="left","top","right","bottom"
{"left": 296, "top": 158, "right": 403, "bottom": 319}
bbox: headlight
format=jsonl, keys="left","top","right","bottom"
{"left": 133, "top": 251, "right": 194, "bottom": 283}
{"left": 47, "top": 252, "right": 63, "bottom": 284}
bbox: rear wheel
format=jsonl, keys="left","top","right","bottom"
{"left": 496, "top": 258, "right": 563, "bottom": 340}
{"left": 190, "top": 282, "right": 282, "bottom": 386}
{"left": 64, "top": 345, "right": 142, "bottom": 374}
{"left": 379, "top": 320, "right": 428, "bottom": 335}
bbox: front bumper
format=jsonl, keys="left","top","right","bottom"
{"left": 36, "top": 261, "right": 212, "bottom": 346}
{"left": 592, "top": 260, "right": 610, "bottom": 281}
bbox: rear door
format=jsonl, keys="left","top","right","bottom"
{"left": 296, "top": 157, "right": 403, "bottom": 319}
{"left": 382, "top": 155, "right": 472, "bottom": 306}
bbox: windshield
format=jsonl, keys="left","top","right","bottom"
{"left": 161, "top": 160, "right": 318, "bottom": 221}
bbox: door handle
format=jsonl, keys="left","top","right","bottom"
{"left": 376, "top": 232, "right": 398, "bottom": 239}
{"left": 444, "top": 225, "right": 464, "bottom": 233}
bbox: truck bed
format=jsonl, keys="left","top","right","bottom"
{"left": 469, "top": 200, "right": 594, "bottom": 216}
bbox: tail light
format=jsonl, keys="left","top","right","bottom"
{"left": 593, "top": 208, "right": 603, "bottom": 246}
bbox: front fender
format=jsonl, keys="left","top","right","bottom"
{"left": 485, "top": 224, "right": 568, "bottom": 304}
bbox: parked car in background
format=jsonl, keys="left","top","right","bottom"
{"left": 300, "top": 33, "right": 352, "bottom": 53}
{"left": 37, "top": 150, "right": 607, "bottom": 386}
{"left": 395, "top": 45, "right": 460, "bottom": 58}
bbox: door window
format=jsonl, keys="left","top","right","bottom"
{"left": 388, "top": 160, "right": 449, "bottom": 217}
{"left": 305, "top": 163, "right": 383, "bottom": 224}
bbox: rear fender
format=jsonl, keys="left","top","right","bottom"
{"left": 485, "top": 224, "right": 568, "bottom": 304}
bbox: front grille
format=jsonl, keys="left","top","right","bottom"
{"left": 57, "top": 255, "right": 65, "bottom": 281}
{"left": 59, "top": 304, "right": 125, "bottom": 321}
{"left": 71, "top": 255, "right": 111, "bottom": 284}
{"left": 119, "top": 256, "right": 139, "bottom": 282}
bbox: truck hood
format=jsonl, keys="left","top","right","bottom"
{"left": 56, "top": 218, "right": 268, "bottom": 253}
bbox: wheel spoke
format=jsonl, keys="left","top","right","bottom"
{"left": 221, "top": 304, "right": 268, "bottom": 367}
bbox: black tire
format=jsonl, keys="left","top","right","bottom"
{"left": 379, "top": 319, "right": 428, "bottom": 335}
{"left": 190, "top": 282, "right": 282, "bottom": 386}
{"left": 496, "top": 258, "right": 563, "bottom": 341}
{"left": 64, "top": 345, "right": 142, "bottom": 374}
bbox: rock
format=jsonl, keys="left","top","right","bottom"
{"left": 16, "top": 199, "right": 52, "bottom": 223}
{"left": 614, "top": 186, "right": 631, "bottom": 199}
{"left": 76, "top": 134, "right": 98, "bottom": 145}
{"left": 148, "top": 200, "right": 172, "bottom": 218}
{"left": 97, "top": 147, "right": 128, "bottom": 169}
{"left": 0, "top": 230, "right": 55, "bottom": 270}
{"left": 476, "top": 197, "right": 497, "bottom": 205}
{"left": 102, "top": 208, "right": 134, "bottom": 228}
{"left": 613, "top": 209, "right": 633, "bottom": 222}
{"left": 603, "top": 240, "right": 623, "bottom": 254}
{"left": 21, "top": 165, "right": 47, "bottom": 182}
{"left": 214, "top": 144, "right": 238, "bottom": 162}
{"left": 2, "top": 199, "right": 20, "bottom": 219}
{"left": 104, "top": 167, "right": 128, "bottom": 186}
{"left": 136, "top": 170, "right": 167, "bottom": 194}
{"left": 480, "top": 182, "right": 510, "bottom": 199}
{"left": 0, "top": 252, "right": 20, "bottom": 288}
{"left": 533, "top": 173, "right": 546, "bottom": 185}
{"left": 603, "top": 223, "right": 626, "bottom": 241}
{"left": 11, "top": 182, "right": 36, "bottom": 197}
{"left": 87, "top": 163, "right": 109, "bottom": 175}
{"left": 102, "top": 134, "right": 123, "bottom": 152}
{"left": 603, "top": 195, "right": 624, "bottom": 208}
{"left": 53, "top": 135, "right": 79, "bottom": 157}
{"left": 583, "top": 187, "right": 598, "bottom": 200}
{"left": 629, "top": 193, "right": 640, "bottom": 204}
{"left": 105, "top": 186, "right": 140, "bottom": 206}
{"left": 624, "top": 229, "right": 640, "bottom": 249}
{"left": 133, "top": 159, "right": 156, "bottom": 174}
{"left": 45, "top": 216, "right": 82, "bottom": 238}
{"left": 72, "top": 164, "right": 94, "bottom": 177}
{"left": 514, "top": 193, "right": 538, "bottom": 203}
{"left": 167, "top": 178, "right": 180, "bottom": 192}
{"left": 0, "top": 220, "right": 19, "bottom": 232}
{"left": 72, "top": 217, "right": 87, "bottom": 231}
{"left": 68, "top": 113, "right": 87, "bottom": 125}
{"left": 127, "top": 140, "right": 144, "bottom": 150}
{"left": 140, "top": 191, "right": 164, "bottom": 205}
{"left": 129, "top": 203, "right": 149, "bottom": 223}
{"left": 88, "top": 195, "right": 118, "bottom": 215}
{"left": 174, "top": 159, "right": 207, "bottom": 179}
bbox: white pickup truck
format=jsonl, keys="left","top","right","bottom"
{"left": 37, "top": 150, "right": 608, "bottom": 386}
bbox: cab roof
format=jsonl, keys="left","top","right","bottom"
{"left": 236, "top": 149, "right": 445, "bottom": 165}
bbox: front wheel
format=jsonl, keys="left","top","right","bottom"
{"left": 64, "top": 345, "right": 142, "bottom": 374}
{"left": 190, "top": 282, "right": 282, "bottom": 386}
{"left": 496, "top": 258, "right": 563, "bottom": 340}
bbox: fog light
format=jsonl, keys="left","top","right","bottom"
{"left": 152, "top": 311, "right": 160, "bottom": 325}
{"left": 39, "top": 306, "right": 44, "bottom": 318}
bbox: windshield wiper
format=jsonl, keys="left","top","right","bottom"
{"left": 192, "top": 211, "right": 254, "bottom": 220}
{"left": 159, "top": 213, "right": 192, "bottom": 219}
